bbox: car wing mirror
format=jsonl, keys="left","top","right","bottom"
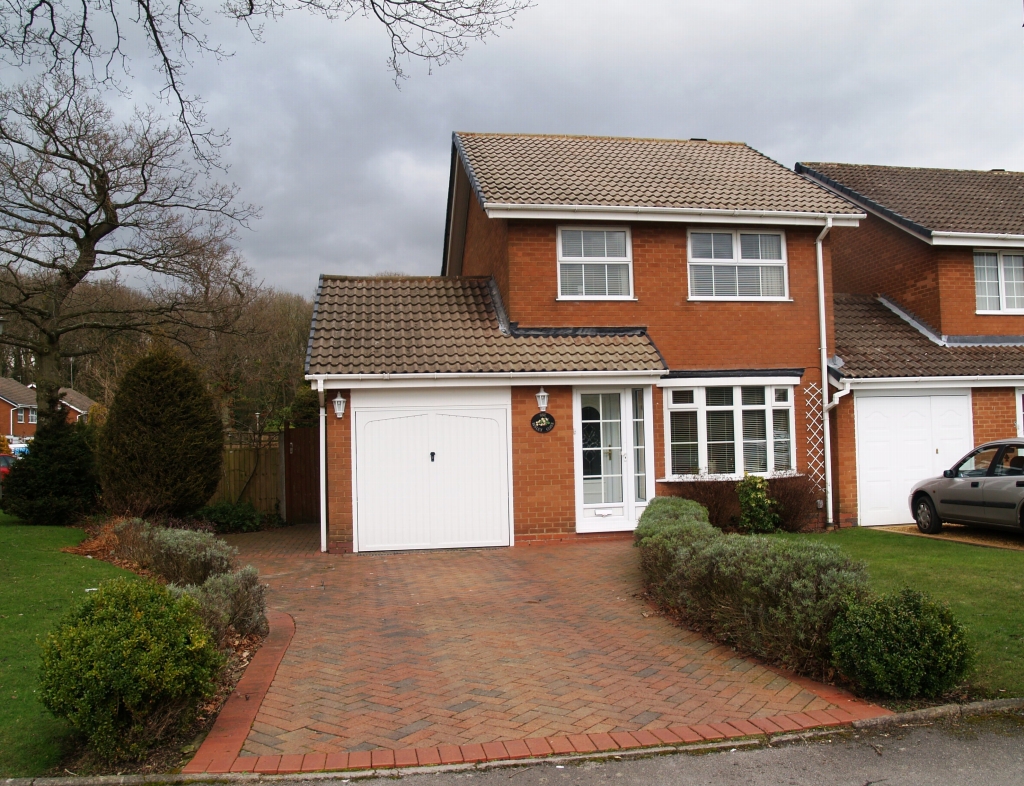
{"left": 943, "top": 469, "right": 955, "bottom": 478}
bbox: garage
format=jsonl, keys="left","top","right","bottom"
{"left": 352, "top": 388, "right": 512, "bottom": 552}
{"left": 855, "top": 392, "right": 974, "bottom": 526}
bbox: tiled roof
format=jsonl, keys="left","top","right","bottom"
{"left": 60, "top": 388, "right": 97, "bottom": 413}
{"left": 306, "top": 276, "right": 666, "bottom": 376}
{"left": 797, "top": 162, "right": 1024, "bottom": 236}
{"left": 0, "top": 378, "right": 95, "bottom": 411}
{"left": 454, "top": 133, "right": 859, "bottom": 215}
{"left": 834, "top": 294, "right": 1024, "bottom": 378}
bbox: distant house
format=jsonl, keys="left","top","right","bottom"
{"left": 0, "top": 377, "right": 97, "bottom": 438}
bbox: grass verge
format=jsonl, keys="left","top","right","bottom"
{"left": 0, "top": 513, "right": 130, "bottom": 778}
{"left": 806, "top": 527, "right": 1024, "bottom": 697}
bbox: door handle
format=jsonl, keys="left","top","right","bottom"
{"left": 971, "top": 481, "right": 979, "bottom": 488}
{"left": 430, "top": 452, "right": 435, "bottom": 462}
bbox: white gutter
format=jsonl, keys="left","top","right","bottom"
{"left": 482, "top": 202, "right": 864, "bottom": 227}
{"left": 303, "top": 369, "right": 666, "bottom": 383}
{"left": 815, "top": 217, "right": 834, "bottom": 525}
{"left": 316, "top": 377, "right": 327, "bottom": 553}
{"left": 930, "top": 231, "right": 1024, "bottom": 247}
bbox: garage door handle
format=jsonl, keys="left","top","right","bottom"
{"left": 430, "top": 452, "right": 435, "bottom": 462}
{"left": 971, "top": 481, "right": 979, "bottom": 488}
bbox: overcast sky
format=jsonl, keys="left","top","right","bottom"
{"left": 127, "top": 1, "right": 1024, "bottom": 295}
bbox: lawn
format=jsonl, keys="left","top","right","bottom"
{"left": 0, "top": 514, "right": 130, "bottom": 778}
{"left": 808, "top": 527, "right": 1024, "bottom": 697}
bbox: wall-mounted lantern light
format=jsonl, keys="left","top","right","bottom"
{"left": 535, "top": 387, "right": 549, "bottom": 412}
{"left": 332, "top": 392, "right": 347, "bottom": 418}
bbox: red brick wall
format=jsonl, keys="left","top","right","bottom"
{"left": 511, "top": 386, "right": 577, "bottom": 541}
{"left": 461, "top": 198, "right": 509, "bottom": 307}
{"left": 972, "top": 387, "right": 1018, "bottom": 445}
{"left": 325, "top": 396, "right": 352, "bottom": 553}
{"left": 832, "top": 394, "right": 858, "bottom": 527}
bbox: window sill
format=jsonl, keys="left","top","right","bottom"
{"left": 687, "top": 297, "right": 793, "bottom": 303}
{"left": 658, "top": 473, "right": 788, "bottom": 482}
{"left": 556, "top": 296, "right": 638, "bottom": 302}
{"left": 976, "top": 310, "right": 1024, "bottom": 315}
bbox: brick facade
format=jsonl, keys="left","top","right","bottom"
{"left": 971, "top": 387, "right": 1018, "bottom": 445}
{"left": 325, "top": 392, "right": 353, "bottom": 553}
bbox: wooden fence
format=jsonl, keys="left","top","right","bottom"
{"left": 208, "top": 434, "right": 283, "bottom": 516}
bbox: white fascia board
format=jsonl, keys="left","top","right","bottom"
{"left": 930, "top": 231, "right": 1024, "bottom": 248}
{"left": 305, "top": 370, "right": 666, "bottom": 389}
{"left": 482, "top": 203, "right": 864, "bottom": 228}
{"left": 658, "top": 376, "right": 802, "bottom": 388}
{"left": 841, "top": 375, "right": 1024, "bottom": 390}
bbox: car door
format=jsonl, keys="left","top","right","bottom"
{"left": 982, "top": 445, "right": 1024, "bottom": 528}
{"left": 934, "top": 445, "right": 1000, "bottom": 524}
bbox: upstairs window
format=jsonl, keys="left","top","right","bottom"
{"left": 688, "top": 230, "right": 788, "bottom": 300}
{"left": 17, "top": 408, "right": 23, "bottom": 423}
{"left": 558, "top": 228, "right": 633, "bottom": 299}
{"left": 28, "top": 409, "right": 36, "bottom": 424}
{"left": 975, "top": 251, "right": 1024, "bottom": 312}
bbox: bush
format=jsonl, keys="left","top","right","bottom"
{"left": 3, "top": 413, "right": 98, "bottom": 526}
{"left": 737, "top": 474, "right": 780, "bottom": 534}
{"left": 148, "top": 527, "right": 236, "bottom": 585}
{"left": 112, "top": 518, "right": 155, "bottom": 566}
{"left": 39, "top": 578, "right": 223, "bottom": 762}
{"left": 197, "top": 500, "right": 263, "bottom": 534}
{"left": 666, "top": 480, "right": 739, "bottom": 529}
{"left": 831, "top": 588, "right": 975, "bottom": 699}
{"left": 767, "top": 474, "right": 822, "bottom": 532}
{"left": 99, "top": 349, "right": 223, "bottom": 517}
{"left": 171, "top": 566, "right": 268, "bottom": 644}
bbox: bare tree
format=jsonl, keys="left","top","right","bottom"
{"left": 0, "top": 76, "right": 257, "bottom": 425}
{"left": 0, "top": 0, "right": 530, "bottom": 150}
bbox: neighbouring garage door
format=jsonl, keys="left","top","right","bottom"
{"left": 856, "top": 393, "right": 974, "bottom": 526}
{"left": 354, "top": 405, "right": 511, "bottom": 551}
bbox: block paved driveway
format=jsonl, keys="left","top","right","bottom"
{"left": 225, "top": 526, "right": 839, "bottom": 757}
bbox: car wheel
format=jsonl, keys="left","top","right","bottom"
{"left": 914, "top": 495, "right": 942, "bottom": 534}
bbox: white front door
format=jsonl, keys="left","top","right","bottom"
{"left": 856, "top": 392, "right": 973, "bottom": 526}
{"left": 574, "top": 387, "right": 654, "bottom": 532}
{"left": 355, "top": 406, "right": 511, "bottom": 551}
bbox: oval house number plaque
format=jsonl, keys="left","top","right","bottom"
{"left": 531, "top": 411, "right": 556, "bottom": 433}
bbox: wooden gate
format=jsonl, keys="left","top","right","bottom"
{"left": 210, "top": 433, "right": 281, "bottom": 515}
{"left": 283, "top": 424, "right": 320, "bottom": 524}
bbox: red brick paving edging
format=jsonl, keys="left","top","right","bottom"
{"left": 183, "top": 611, "right": 891, "bottom": 776}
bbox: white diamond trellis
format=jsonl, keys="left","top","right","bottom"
{"left": 803, "top": 382, "right": 826, "bottom": 494}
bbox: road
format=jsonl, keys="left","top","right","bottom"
{"left": 275, "top": 713, "right": 1024, "bottom": 786}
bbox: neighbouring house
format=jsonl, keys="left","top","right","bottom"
{"left": 0, "top": 377, "right": 97, "bottom": 438}
{"left": 306, "top": 133, "right": 864, "bottom": 553}
{"left": 797, "top": 162, "right": 1024, "bottom": 527}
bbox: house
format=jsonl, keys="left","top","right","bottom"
{"left": 306, "top": 133, "right": 864, "bottom": 553}
{"left": 797, "top": 162, "right": 1024, "bottom": 527}
{"left": 0, "top": 377, "right": 97, "bottom": 438}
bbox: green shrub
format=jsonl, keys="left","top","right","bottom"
{"left": 112, "top": 518, "right": 155, "bottom": 566}
{"left": 767, "top": 474, "right": 821, "bottom": 532}
{"left": 197, "top": 500, "right": 263, "bottom": 534}
{"left": 39, "top": 578, "right": 223, "bottom": 762}
{"left": 148, "top": 527, "right": 236, "bottom": 585}
{"left": 171, "top": 566, "right": 268, "bottom": 644}
{"left": 737, "top": 474, "right": 780, "bottom": 534}
{"left": 99, "top": 349, "right": 223, "bottom": 517}
{"left": 3, "top": 414, "right": 98, "bottom": 526}
{"left": 830, "top": 588, "right": 975, "bottom": 699}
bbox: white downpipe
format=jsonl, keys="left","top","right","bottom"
{"left": 815, "top": 217, "right": 834, "bottom": 525}
{"left": 317, "top": 378, "right": 327, "bottom": 553}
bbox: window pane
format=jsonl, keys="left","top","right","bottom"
{"left": 560, "top": 263, "right": 584, "bottom": 296}
{"left": 632, "top": 389, "right": 646, "bottom": 502}
{"left": 975, "top": 252, "right": 1000, "bottom": 311}
{"left": 606, "top": 264, "right": 630, "bottom": 296}
{"left": 583, "top": 478, "right": 603, "bottom": 504}
{"left": 774, "top": 388, "right": 789, "bottom": 403}
{"left": 690, "top": 265, "right": 714, "bottom": 296}
{"left": 601, "top": 393, "right": 621, "bottom": 420}
{"left": 707, "top": 443, "right": 735, "bottom": 474}
{"left": 773, "top": 409, "right": 792, "bottom": 471}
{"left": 581, "top": 395, "right": 600, "bottom": 420}
{"left": 761, "top": 265, "right": 785, "bottom": 296}
{"left": 706, "top": 387, "right": 733, "bottom": 406}
{"left": 737, "top": 265, "right": 761, "bottom": 296}
{"left": 583, "top": 263, "right": 607, "bottom": 296}
{"left": 605, "top": 231, "right": 627, "bottom": 258}
{"left": 582, "top": 230, "right": 606, "bottom": 257}
{"left": 741, "top": 233, "right": 782, "bottom": 260}
{"left": 713, "top": 265, "right": 738, "bottom": 296}
{"left": 561, "top": 229, "right": 583, "bottom": 257}
{"left": 743, "top": 410, "right": 767, "bottom": 472}
{"left": 741, "top": 386, "right": 765, "bottom": 405}
{"left": 740, "top": 234, "right": 760, "bottom": 259}
{"left": 1005, "top": 255, "right": 1024, "bottom": 309}
{"left": 712, "top": 233, "right": 733, "bottom": 259}
{"left": 706, "top": 410, "right": 734, "bottom": 442}
{"left": 670, "top": 411, "right": 698, "bottom": 474}
{"left": 691, "top": 233, "right": 714, "bottom": 258}
{"left": 672, "top": 389, "right": 695, "bottom": 405}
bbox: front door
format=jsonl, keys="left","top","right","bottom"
{"left": 575, "top": 388, "right": 653, "bottom": 532}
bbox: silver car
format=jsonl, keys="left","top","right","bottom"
{"left": 909, "top": 439, "right": 1024, "bottom": 534}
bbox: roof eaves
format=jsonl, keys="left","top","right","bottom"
{"left": 795, "top": 163, "right": 933, "bottom": 241}
{"left": 481, "top": 202, "right": 865, "bottom": 226}
{"left": 452, "top": 132, "right": 487, "bottom": 210}
{"left": 305, "top": 274, "right": 323, "bottom": 376}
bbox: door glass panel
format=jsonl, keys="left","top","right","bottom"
{"left": 955, "top": 447, "right": 999, "bottom": 477}
{"left": 581, "top": 393, "right": 623, "bottom": 504}
{"left": 632, "top": 389, "right": 646, "bottom": 502}
{"left": 706, "top": 410, "right": 735, "bottom": 474}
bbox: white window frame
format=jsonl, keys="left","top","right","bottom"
{"left": 556, "top": 226, "right": 636, "bottom": 301}
{"left": 660, "top": 382, "right": 797, "bottom": 481}
{"left": 974, "top": 248, "right": 1024, "bottom": 314}
{"left": 1016, "top": 387, "right": 1024, "bottom": 437}
{"left": 17, "top": 408, "right": 24, "bottom": 424}
{"left": 686, "top": 228, "right": 790, "bottom": 302}
{"left": 28, "top": 408, "right": 37, "bottom": 424}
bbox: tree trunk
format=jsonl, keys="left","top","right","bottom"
{"left": 35, "top": 337, "right": 64, "bottom": 429}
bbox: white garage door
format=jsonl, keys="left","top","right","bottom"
{"left": 856, "top": 393, "right": 973, "bottom": 526}
{"left": 354, "top": 405, "right": 511, "bottom": 551}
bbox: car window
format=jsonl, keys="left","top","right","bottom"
{"left": 994, "top": 446, "right": 1024, "bottom": 476}
{"left": 956, "top": 447, "right": 1000, "bottom": 478}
